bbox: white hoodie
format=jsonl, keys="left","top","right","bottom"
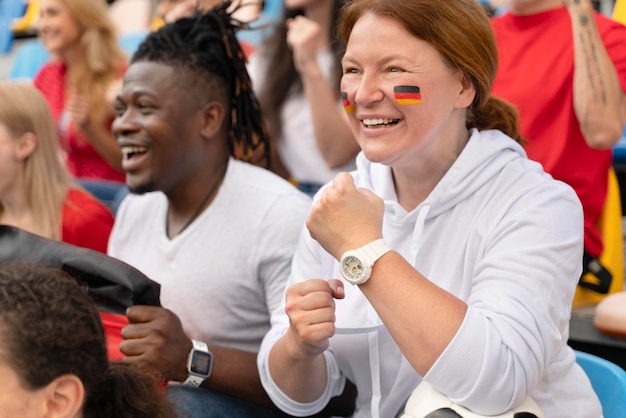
{"left": 258, "top": 129, "right": 602, "bottom": 418}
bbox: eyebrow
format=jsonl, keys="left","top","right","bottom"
{"left": 342, "top": 53, "right": 416, "bottom": 66}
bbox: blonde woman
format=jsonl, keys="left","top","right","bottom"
{"left": 0, "top": 81, "right": 114, "bottom": 253}
{"left": 34, "top": 0, "right": 127, "bottom": 183}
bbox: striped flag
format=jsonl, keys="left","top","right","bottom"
{"left": 341, "top": 92, "right": 354, "bottom": 113}
{"left": 394, "top": 85, "right": 422, "bottom": 105}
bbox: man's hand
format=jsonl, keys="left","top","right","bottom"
{"left": 120, "top": 305, "right": 193, "bottom": 382}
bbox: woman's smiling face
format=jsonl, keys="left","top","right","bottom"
{"left": 340, "top": 12, "right": 475, "bottom": 170}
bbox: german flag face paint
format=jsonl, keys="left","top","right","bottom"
{"left": 341, "top": 92, "right": 354, "bottom": 113}
{"left": 394, "top": 85, "right": 422, "bottom": 105}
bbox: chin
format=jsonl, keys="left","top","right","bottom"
{"left": 125, "top": 175, "right": 154, "bottom": 195}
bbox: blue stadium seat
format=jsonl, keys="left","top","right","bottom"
{"left": 0, "top": 0, "right": 26, "bottom": 53}
{"left": 575, "top": 350, "right": 626, "bottom": 418}
{"left": 9, "top": 31, "right": 147, "bottom": 81}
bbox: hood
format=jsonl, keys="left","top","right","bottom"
{"left": 355, "top": 129, "right": 526, "bottom": 220}
{"left": 352, "top": 129, "right": 527, "bottom": 264}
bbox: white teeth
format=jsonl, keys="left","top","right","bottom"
{"left": 121, "top": 145, "right": 148, "bottom": 159}
{"left": 363, "top": 118, "right": 397, "bottom": 127}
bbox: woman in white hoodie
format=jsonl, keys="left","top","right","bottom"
{"left": 257, "top": 0, "right": 602, "bottom": 417}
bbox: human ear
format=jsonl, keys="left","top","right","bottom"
{"left": 199, "top": 100, "right": 226, "bottom": 140}
{"left": 14, "top": 132, "right": 37, "bottom": 161}
{"left": 453, "top": 72, "right": 477, "bottom": 109}
{"left": 42, "top": 374, "right": 85, "bottom": 418}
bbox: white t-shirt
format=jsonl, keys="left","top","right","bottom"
{"left": 108, "top": 159, "right": 311, "bottom": 352}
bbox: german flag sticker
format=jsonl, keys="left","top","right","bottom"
{"left": 341, "top": 92, "right": 354, "bottom": 113}
{"left": 394, "top": 85, "right": 421, "bottom": 105}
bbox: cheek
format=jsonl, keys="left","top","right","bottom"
{"left": 340, "top": 78, "right": 359, "bottom": 115}
{"left": 0, "top": 386, "right": 39, "bottom": 417}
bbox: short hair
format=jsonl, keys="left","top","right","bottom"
{"left": 132, "top": 1, "right": 271, "bottom": 167}
{"left": 0, "top": 263, "right": 176, "bottom": 418}
{"left": 0, "top": 263, "right": 108, "bottom": 392}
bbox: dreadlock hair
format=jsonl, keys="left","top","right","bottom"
{"left": 131, "top": 1, "right": 271, "bottom": 168}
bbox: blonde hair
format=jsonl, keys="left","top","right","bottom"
{"left": 52, "top": 0, "right": 127, "bottom": 123}
{"left": 0, "top": 82, "right": 74, "bottom": 239}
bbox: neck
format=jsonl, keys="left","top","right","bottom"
{"left": 166, "top": 161, "right": 229, "bottom": 239}
{"left": 0, "top": 200, "right": 38, "bottom": 236}
{"left": 61, "top": 43, "right": 84, "bottom": 70}
{"left": 393, "top": 130, "right": 469, "bottom": 211}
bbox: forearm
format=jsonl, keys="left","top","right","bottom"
{"left": 80, "top": 123, "right": 124, "bottom": 172}
{"left": 568, "top": 0, "right": 626, "bottom": 148}
{"left": 267, "top": 333, "right": 329, "bottom": 403}
{"left": 301, "top": 67, "right": 359, "bottom": 168}
{"left": 359, "top": 251, "right": 467, "bottom": 376}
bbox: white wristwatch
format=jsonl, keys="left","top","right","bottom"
{"left": 339, "top": 239, "right": 392, "bottom": 285}
{"left": 182, "top": 340, "right": 213, "bottom": 387}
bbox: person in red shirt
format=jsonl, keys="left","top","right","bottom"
{"left": 34, "top": 0, "right": 126, "bottom": 183}
{"left": 491, "top": 0, "right": 626, "bottom": 285}
{"left": 0, "top": 81, "right": 113, "bottom": 254}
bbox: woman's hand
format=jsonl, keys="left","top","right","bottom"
{"left": 307, "top": 172, "right": 385, "bottom": 260}
{"left": 286, "top": 16, "right": 323, "bottom": 75}
{"left": 284, "top": 279, "right": 345, "bottom": 358}
{"left": 66, "top": 89, "right": 93, "bottom": 132}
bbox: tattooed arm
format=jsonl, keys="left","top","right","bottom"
{"left": 566, "top": 0, "right": 626, "bottom": 149}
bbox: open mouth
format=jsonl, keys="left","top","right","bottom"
{"left": 121, "top": 145, "right": 148, "bottom": 160}
{"left": 362, "top": 118, "right": 399, "bottom": 128}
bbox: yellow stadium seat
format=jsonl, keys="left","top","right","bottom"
{"left": 11, "top": 0, "right": 38, "bottom": 35}
{"left": 574, "top": 168, "right": 624, "bottom": 308}
{"left": 614, "top": 0, "right": 626, "bottom": 25}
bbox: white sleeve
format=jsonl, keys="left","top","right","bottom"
{"left": 257, "top": 227, "right": 347, "bottom": 416}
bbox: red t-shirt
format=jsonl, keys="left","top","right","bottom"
{"left": 491, "top": 8, "right": 626, "bottom": 257}
{"left": 100, "top": 311, "right": 128, "bottom": 360}
{"left": 62, "top": 188, "right": 115, "bottom": 254}
{"left": 34, "top": 61, "right": 125, "bottom": 182}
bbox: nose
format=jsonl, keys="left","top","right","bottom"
{"left": 353, "top": 72, "right": 385, "bottom": 107}
{"left": 112, "top": 106, "right": 139, "bottom": 140}
{"left": 37, "top": 13, "right": 48, "bottom": 32}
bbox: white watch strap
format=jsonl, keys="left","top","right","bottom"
{"left": 183, "top": 340, "right": 210, "bottom": 387}
{"left": 182, "top": 374, "right": 205, "bottom": 387}
{"left": 363, "top": 238, "right": 392, "bottom": 261}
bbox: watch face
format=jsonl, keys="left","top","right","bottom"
{"left": 342, "top": 255, "right": 364, "bottom": 282}
{"left": 190, "top": 350, "right": 212, "bottom": 376}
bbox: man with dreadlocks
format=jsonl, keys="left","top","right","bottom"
{"left": 107, "top": 3, "right": 312, "bottom": 416}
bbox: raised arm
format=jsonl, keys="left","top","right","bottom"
{"left": 67, "top": 89, "right": 123, "bottom": 172}
{"left": 567, "top": 0, "right": 626, "bottom": 149}
{"left": 287, "top": 16, "right": 359, "bottom": 169}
